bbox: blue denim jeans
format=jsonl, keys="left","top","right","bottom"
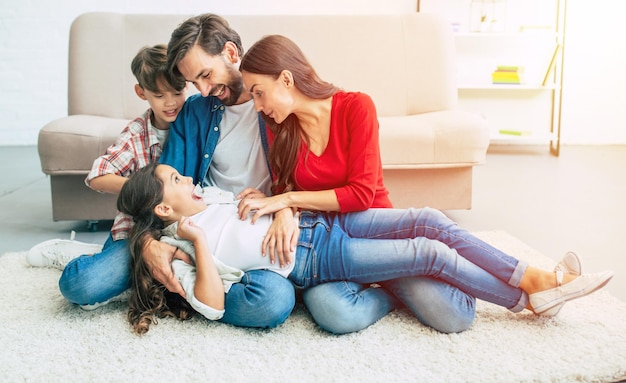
{"left": 219, "top": 269, "right": 295, "bottom": 328}
{"left": 303, "top": 278, "right": 477, "bottom": 334}
{"left": 295, "top": 208, "right": 529, "bottom": 334}
{"left": 59, "top": 234, "right": 131, "bottom": 305}
{"left": 59, "top": 233, "right": 294, "bottom": 328}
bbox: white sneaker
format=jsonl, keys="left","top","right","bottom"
{"left": 539, "top": 252, "right": 582, "bottom": 316}
{"left": 529, "top": 270, "right": 614, "bottom": 315}
{"left": 80, "top": 290, "right": 130, "bottom": 311}
{"left": 27, "top": 231, "right": 103, "bottom": 270}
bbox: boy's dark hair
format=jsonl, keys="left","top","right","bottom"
{"left": 166, "top": 13, "right": 244, "bottom": 87}
{"left": 131, "top": 44, "right": 184, "bottom": 93}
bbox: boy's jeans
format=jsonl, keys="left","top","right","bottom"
{"left": 59, "top": 233, "right": 294, "bottom": 328}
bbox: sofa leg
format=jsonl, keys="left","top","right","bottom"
{"left": 86, "top": 220, "right": 99, "bottom": 232}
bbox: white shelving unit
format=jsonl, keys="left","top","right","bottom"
{"left": 418, "top": 0, "right": 566, "bottom": 155}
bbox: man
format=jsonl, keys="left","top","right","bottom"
{"left": 29, "top": 16, "right": 295, "bottom": 329}
{"left": 149, "top": 14, "right": 298, "bottom": 328}
{"left": 157, "top": 13, "right": 476, "bottom": 334}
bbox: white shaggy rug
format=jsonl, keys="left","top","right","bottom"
{"left": 1, "top": 231, "right": 625, "bottom": 383}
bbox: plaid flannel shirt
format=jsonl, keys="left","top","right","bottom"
{"left": 85, "top": 109, "right": 162, "bottom": 240}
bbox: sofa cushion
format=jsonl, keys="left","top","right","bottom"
{"left": 67, "top": 13, "right": 460, "bottom": 120}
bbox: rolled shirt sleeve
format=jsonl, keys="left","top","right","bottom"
{"left": 171, "top": 259, "right": 225, "bottom": 321}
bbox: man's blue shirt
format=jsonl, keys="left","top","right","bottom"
{"left": 160, "top": 93, "right": 271, "bottom": 186}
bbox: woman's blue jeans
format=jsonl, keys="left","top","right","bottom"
{"left": 296, "top": 208, "right": 529, "bottom": 334}
{"left": 59, "top": 233, "right": 294, "bottom": 328}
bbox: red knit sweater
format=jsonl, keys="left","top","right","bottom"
{"left": 268, "top": 91, "right": 392, "bottom": 212}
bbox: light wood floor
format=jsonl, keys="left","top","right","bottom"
{"left": 1, "top": 144, "right": 624, "bottom": 302}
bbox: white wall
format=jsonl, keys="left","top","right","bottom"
{"left": 561, "top": 0, "right": 626, "bottom": 144}
{"left": 0, "top": 0, "right": 623, "bottom": 145}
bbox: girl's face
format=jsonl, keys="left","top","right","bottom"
{"left": 155, "top": 164, "right": 205, "bottom": 220}
{"left": 241, "top": 70, "right": 294, "bottom": 124}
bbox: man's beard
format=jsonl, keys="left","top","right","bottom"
{"left": 218, "top": 66, "right": 244, "bottom": 106}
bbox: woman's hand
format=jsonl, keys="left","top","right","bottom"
{"left": 238, "top": 193, "right": 291, "bottom": 223}
{"left": 262, "top": 208, "right": 299, "bottom": 268}
{"left": 237, "top": 187, "right": 267, "bottom": 200}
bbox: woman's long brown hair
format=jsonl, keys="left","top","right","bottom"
{"left": 117, "top": 163, "right": 196, "bottom": 335}
{"left": 240, "top": 34, "right": 340, "bottom": 194}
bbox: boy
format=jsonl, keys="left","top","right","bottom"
{"left": 28, "top": 44, "right": 187, "bottom": 310}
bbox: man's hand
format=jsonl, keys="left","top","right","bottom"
{"left": 142, "top": 237, "right": 193, "bottom": 298}
{"left": 262, "top": 208, "right": 299, "bottom": 268}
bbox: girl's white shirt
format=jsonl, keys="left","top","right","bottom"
{"left": 160, "top": 187, "right": 296, "bottom": 320}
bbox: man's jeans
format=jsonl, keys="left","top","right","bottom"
{"left": 59, "top": 233, "right": 294, "bottom": 328}
{"left": 298, "top": 207, "right": 529, "bottom": 334}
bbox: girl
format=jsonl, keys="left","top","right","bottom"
{"left": 118, "top": 163, "right": 612, "bottom": 335}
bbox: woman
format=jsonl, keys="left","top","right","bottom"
{"left": 238, "top": 34, "right": 473, "bottom": 334}
{"left": 118, "top": 163, "right": 612, "bottom": 335}
{"left": 236, "top": 34, "right": 611, "bottom": 333}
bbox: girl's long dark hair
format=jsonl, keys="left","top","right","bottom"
{"left": 117, "top": 163, "right": 195, "bottom": 335}
{"left": 240, "top": 34, "right": 340, "bottom": 194}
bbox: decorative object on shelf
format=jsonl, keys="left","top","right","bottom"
{"left": 498, "top": 129, "right": 532, "bottom": 136}
{"left": 469, "top": 0, "right": 507, "bottom": 33}
{"left": 492, "top": 65, "right": 523, "bottom": 84}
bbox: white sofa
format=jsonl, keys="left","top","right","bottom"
{"left": 37, "top": 12, "right": 489, "bottom": 224}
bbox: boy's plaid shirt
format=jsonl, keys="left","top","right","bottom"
{"left": 85, "top": 109, "right": 162, "bottom": 240}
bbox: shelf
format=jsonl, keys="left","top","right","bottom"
{"left": 459, "top": 84, "right": 558, "bottom": 90}
{"left": 418, "top": 0, "right": 564, "bottom": 156}
{"left": 490, "top": 131, "right": 557, "bottom": 145}
{"left": 454, "top": 31, "right": 555, "bottom": 38}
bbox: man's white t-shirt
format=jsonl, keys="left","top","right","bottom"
{"left": 206, "top": 99, "right": 271, "bottom": 196}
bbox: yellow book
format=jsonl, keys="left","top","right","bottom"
{"left": 492, "top": 72, "right": 521, "bottom": 79}
{"left": 496, "top": 65, "right": 520, "bottom": 71}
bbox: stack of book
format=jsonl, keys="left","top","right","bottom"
{"left": 491, "top": 66, "right": 523, "bottom": 85}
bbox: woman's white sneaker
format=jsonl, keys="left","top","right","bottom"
{"left": 540, "top": 252, "right": 582, "bottom": 316}
{"left": 529, "top": 270, "right": 614, "bottom": 315}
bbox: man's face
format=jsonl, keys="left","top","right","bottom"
{"left": 176, "top": 44, "right": 244, "bottom": 106}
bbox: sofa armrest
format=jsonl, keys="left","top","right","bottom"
{"left": 379, "top": 111, "right": 490, "bottom": 168}
{"left": 38, "top": 115, "right": 130, "bottom": 175}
